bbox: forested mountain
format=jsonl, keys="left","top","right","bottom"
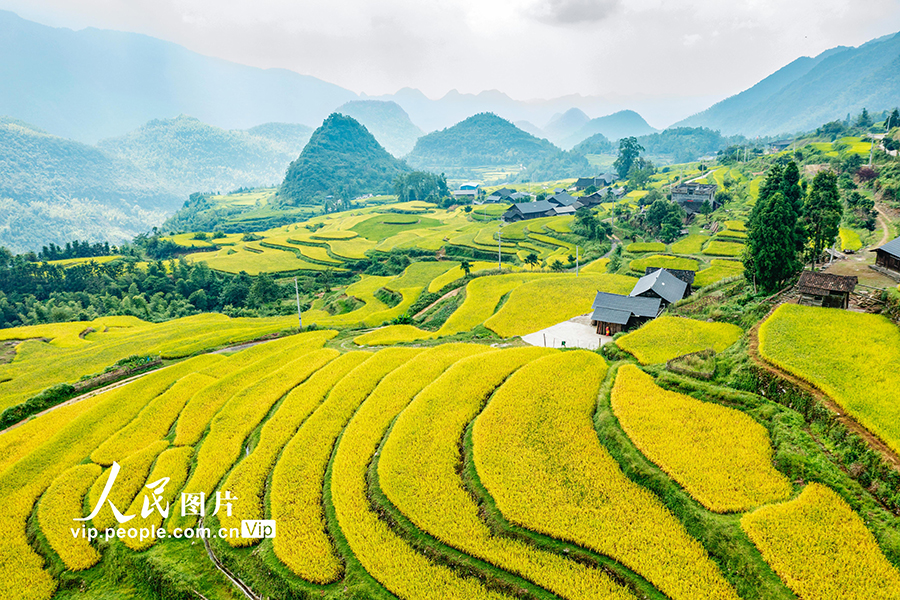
{"left": 98, "top": 116, "right": 312, "bottom": 197}
{"left": 543, "top": 108, "right": 591, "bottom": 145}
{"left": 335, "top": 101, "right": 424, "bottom": 157}
{"left": 675, "top": 32, "right": 900, "bottom": 136}
{"left": 0, "top": 118, "right": 176, "bottom": 252}
{"left": 573, "top": 127, "right": 744, "bottom": 164}
{"left": 0, "top": 10, "right": 355, "bottom": 143}
{"left": 278, "top": 114, "right": 410, "bottom": 206}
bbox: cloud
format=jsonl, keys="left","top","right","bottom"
{"left": 528, "top": 0, "right": 620, "bottom": 25}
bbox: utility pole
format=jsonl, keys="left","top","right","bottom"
{"left": 294, "top": 277, "right": 302, "bottom": 329}
{"left": 498, "top": 221, "right": 503, "bottom": 271}
{"left": 576, "top": 246, "right": 579, "bottom": 276}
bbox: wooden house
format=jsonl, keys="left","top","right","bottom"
{"left": 502, "top": 200, "right": 556, "bottom": 222}
{"left": 590, "top": 292, "right": 662, "bottom": 336}
{"left": 875, "top": 237, "right": 900, "bottom": 274}
{"left": 644, "top": 267, "right": 695, "bottom": 297}
{"left": 630, "top": 268, "right": 690, "bottom": 306}
{"left": 672, "top": 183, "right": 718, "bottom": 214}
{"left": 796, "top": 272, "right": 858, "bottom": 309}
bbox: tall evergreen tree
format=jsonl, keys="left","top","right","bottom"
{"left": 745, "top": 192, "right": 802, "bottom": 292}
{"left": 803, "top": 171, "right": 842, "bottom": 267}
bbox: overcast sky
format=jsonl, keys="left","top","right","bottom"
{"left": 4, "top": 0, "right": 900, "bottom": 126}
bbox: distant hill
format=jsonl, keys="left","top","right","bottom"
{"left": 406, "top": 113, "right": 589, "bottom": 182}
{"left": 543, "top": 108, "right": 591, "bottom": 145}
{"left": 558, "top": 110, "right": 658, "bottom": 149}
{"left": 98, "top": 115, "right": 312, "bottom": 197}
{"left": 335, "top": 101, "right": 423, "bottom": 157}
{"left": 278, "top": 114, "right": 410, "bottom": 205}
{"left": 0, "top": 118, "right": 176, "bottom": 252}
{"left": 573, "top": 127, "right": 744, "bottom": 164}
{"left": 674, "top": 32, "right": 900, "bottom": 136}
{"left": 0, "top": 9, "right": 355, "bottom": 143}
{"left": 407, "top": 113, "right": 563, "bottom": 169}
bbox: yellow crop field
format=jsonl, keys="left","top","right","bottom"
{"left": 271, "top": 348, "right": 420, "bottom": 582}
{"left": 581, "top": 257, "right": 609, "bottom": 273}
{"left": 694, "top": 259, "right": 743, "bottom": 287}
{"left": 427, "top": 261, "right": 498, "bottom": 293}
{"left": 326, "top": 237, "right": 377, "bottom": 259}
{"left": 330, "top": 344, "right": 514, "bottom": 600}
{"left": 91, "top": 371, "right": 218, "bottom": 465}
{"left": 629, "top": 254, "right": 699, "bottom": 272}
{"left": 725, "top": 221, "right": 747, "bottom": 232}
{"left": 627, "top": 242, "right": 667, "bottom": 252}
{"left": 472, "top": 352, "right": 738, "bottom": 600}
{"left": 703, "top": 241, "right": 745, "bottom": 257}
{"left": 529, "top": 232, "right": 576, "bottom": 253}
{"left": 0, "top": 356, "right": 233, "bottom": 600}
{"left": 185, "top": 243, "right": 330, "bottom": 274}
{"left": 611, "top": 366, "right": 791, "bottom": 512}
{"left": 839, "top": 227, "right": 863, "bottom": 251}
{"left": 171, "top": 349, "right": 337, "bottom": 531}
{"left": 742, "top": 483, "right": 900, "bottom": 599}
{"left": 174, "top": 332, "right": 335, "bottom": 445}
{"left": 353, "top": 324, "right": 433, "bottom": 346}
{"left": 46, "top": 255, "right": 122, "bottom": 267}
{"left": 671, "top": 234, "right": 710, "bottom": 255}
{"left": 616, "top": 316, "right": 743, "bottom": 364}
{"left": 484, "top": 273, "right": 637, "bottom": 338}
{"left": 436, "top": 272, "right": 552, "bottom": 335}
{"left": 36, "top": 463, "right": 103, "bottom": 570}
{"left": 379, "top": 347, "right": 635, "bottom": 599}
{"left": 87, "top": 440, "right": 170, "bottom": 531}
{"left": 122, "top": 446, "right": 193, "bottom": 550}
{"left": 218, "top": 352, "right": 368, "bottom": 544}
{"left": 305, "top": 275, "right": 418, "bottom": 328}
{"left": 759, "top": 304, "right": 900, "bottom": 455}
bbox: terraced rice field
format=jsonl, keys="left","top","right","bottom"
{"left": 616, "top": 316, "right": 743, "bottom": 364}
{"left": 759, "top": 304, "right": 900, "bottom": 455}
{"left": 629, "top": 254, "right": 699, "bottom": 273}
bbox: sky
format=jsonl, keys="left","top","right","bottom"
{"left": 3, "top": 0, "right": 900, "bottom": 126}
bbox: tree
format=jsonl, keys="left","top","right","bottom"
{"left": 699, "top": 199, "right": 712, "bottom": 219}
{"left": 460, "top": 260, "right": 472, "bottom": 277}
{"left": 525, "top": 253, "right": 539, "bottom": 270}
{"left": 745, "top": 192, "right": 801, "bottom": 292}
{"left": 613, "top": 137, "right": 644, "bottom": 180}
{"left": 887, "top": 108, "right": 900, "bottom": 131}
{"left": 248, "top": 273, "right": 281, "bottom": 306}
{"left": 627, "top": 157, "right": 655, "bottom": 189}
{"left": 857, "top": 108, "right": 872, "bottom": 128}
{"left": 550, "top": 260, "right": 566, "bottom": 272}
{"left": 803, "top": 171, "right": 842, "bottom": 267}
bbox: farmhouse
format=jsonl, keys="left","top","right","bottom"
{"left": 453, "top": 181, "right": 481, "bottom": 200}
{"left": 875, "top": 237, "right": 900, "bottom": 274}
{"left": 590, "top": 268, "right": 690, "bottom": 335}
{"left": 796, "top": 272, "right": 858, "bottom": 309}
{"left": 501, "top": 200, "right": 556, "bottom": 222}
{"left": 672, "top": 183, "right": 718, "bottom": 214}
{"left": 644, "top": 267, "right": 695, "bottom": 297}
{"left": 546, "top": 191, "right": 579, "bottom": 207}
{"left": 590, "top": 292, "right": 662, "bottom": 336}
{"left": 486, "top": 188, "right": 516, "bottom": 202}
{"left": 574, "top": 174, "right": 616, "bottom": 191}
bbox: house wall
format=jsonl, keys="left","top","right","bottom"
{"left": 877, "top": 250, "right": 900, "bottom": 272}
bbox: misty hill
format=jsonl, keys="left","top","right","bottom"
{"left": 0, "top": 10, "right": 354, "bottom": 143}
{"left": 0, "top": 118, "right": 177, "bottom": 252}
{"left": 335, "top": 101, "right": 423, "bottom": 157}
{"left": 543, "top": 108, "right": 591, "bottom": 145}
{"left": 98, "top": 116, "right": 312, "bottom": 197}
{"left": 278, "top": 114, "right": 409, "bottom": 205}
{"left": 674, "top": 32, "right": 900, "bottom": 136}
{"left": 558, "top": 110, "right": 658, "bottom": 148}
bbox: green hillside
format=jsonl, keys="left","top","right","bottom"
{"left": 277, "top": 113, "right": 410, "bottom": 206}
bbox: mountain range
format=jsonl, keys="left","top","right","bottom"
{"left": 674, "top": 33, "right": 900, "bottom": 136}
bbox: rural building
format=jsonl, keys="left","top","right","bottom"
{"left": 459, "top": 182, "right": 481, "bottom": 191}
{"left": 574, "top": 174, "right": 616, "bottom": 191}
{"left": 796, "top": 272, "right": 858, "bottom": 309}
{"left": 590, "top": 292, "right": 662, "bottom": 336}
{"left": 547, "top": 191, "right": 579, "bottom": 207}
{"left": 452, "top": 189, "right": 478, "bottom": 200}
{"left": 875, "top": 237, "right": 900, "bottom": 274}
{"left": 672, "top": 183, "right": 718, "bottom": 214}
{"left": 630, "top": 268, "right": 690, "bottom": 306}
{"left": 589, "top": 268, "right": 690, "bottom": 335}
{"left": 551, "top": 205, "right": 576, "bottom": 216}
{"left": 502, "top": 200, "right": 556, "bottom": 222}
{"left": 487, "top": 188, "right": 517, "bottom": 202}
{"left": 644, "top": 267, "right": 695, "bottom": 297}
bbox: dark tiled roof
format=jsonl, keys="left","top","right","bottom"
{"left": 547, "top": 192, "right": 578, "bottom": 207}
{"left": 797, "top": 271, "right": 858, "bottom": 294}
{"left": 630, "top": 269, "right": 688, "bottom": 304}
{"left": 645, "top": 267, "right": 696, "bottom": 285}
{"left": 590, "top": 307, "right": 633, "bottom": 325}
{"left": 591, "top": 291, "right": 661, "bottom": 319}
{"left": 877, "top": 237, "right": 900, "bottom": 259}
{"left": 511, "top": 200, "right": 556, "bottom": 214}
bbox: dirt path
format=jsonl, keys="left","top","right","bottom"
{"left": 748, "top": 311, "right": 900, "bottom": 471}
{"left": 199, "top": 518, "right": 259, "bottom": 600}
{"left": 0, "top": 368, "right": 161, "bottom": 436}
{"left": 874, "top": 205, "right": 892, "bottom": 248}
{"left": 413, "top": 287, "right": 462, "bottom": 319}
